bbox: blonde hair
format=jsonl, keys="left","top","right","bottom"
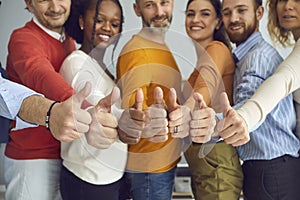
{"left": 267, "top": 0, "right": 293, "bottom": 47}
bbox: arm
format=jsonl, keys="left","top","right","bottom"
{"left": 0, "top": 75, "right": 92, "bottom": 142}
{"left": 8, "top": 30, "right": 75, "bottom": 101}
{"left": 185, "top": 42, "right": 233, "bottom": 143}
{"left": 238, "top": 41, "right": 300, "bottom": 129}
{"left": 219, "top": 51, "right": 283, "bottom": 146}
{"left": 0, "top": 75, "right": 40, "bottom": 120}
{"left": 19, "top": 83, "right": 92, "bottom": 142}
{"left": 60, "top": 52, "right": 121, "bottom": 148}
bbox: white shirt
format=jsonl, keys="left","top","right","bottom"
{"left": 59, "top": 50, "right": 127, "bottom": 185}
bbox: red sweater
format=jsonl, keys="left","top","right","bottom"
{"left": 5, "top": 21, "right": 76, "bottom": 159}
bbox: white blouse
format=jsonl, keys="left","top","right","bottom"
{"left": 60, "top": 50, "right": 127, "bottom": 185}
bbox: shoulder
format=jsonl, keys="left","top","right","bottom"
{"left": 205, "top": 41, "right": 232, "bottom": 61}
{"left": 60, "top": 50, "right": 88, "bottom": 77}
{"left": 206, "top": 41, "right": 231, "bottom": 56}
{"left": 249, "top": 40, "right": 282, "bottom": 64}
{"left": 9, "top": 21, "right": 49, "bottom": 48}
{"left": 206, "top": 41, "right": 228, "bottom": 50}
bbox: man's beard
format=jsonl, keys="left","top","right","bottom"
{"left": 227, "top": 19, "right": 258, "bottom": 45}
{"left": 142, "top": 15, "right": 172, "bottom": 34}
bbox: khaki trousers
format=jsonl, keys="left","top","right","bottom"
{"left": 184, "top": 142, "right": 243, "bottom": 200}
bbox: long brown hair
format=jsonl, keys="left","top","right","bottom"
{"left": 267, "top": 0, "right": 293, "bottom": 47}
{"left": 186, "top": 0, "right": 232, "bottom": 50}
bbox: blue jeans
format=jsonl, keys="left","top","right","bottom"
{"left": 125, "top": 167, "right": 176, "bottom": 200}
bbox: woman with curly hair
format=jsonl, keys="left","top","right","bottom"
{"left": 59, "top": 0, "right": 126, "bottom": 199}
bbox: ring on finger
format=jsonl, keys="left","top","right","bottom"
{"left": 174, "top": 125, "right": 179, "bottom": 133}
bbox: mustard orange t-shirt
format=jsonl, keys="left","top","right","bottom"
{"left": 117, "top": 35, "right": 183, "bottom": 172}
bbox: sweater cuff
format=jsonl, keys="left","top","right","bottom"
{"left": 237, "top": 100, "right": 262, "bottom": 131}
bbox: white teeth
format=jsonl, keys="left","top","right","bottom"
{"left": 284, "top": 16, "right": 294, "bottom": 19}
{"left": 191, "top": 26, "right": 202, "bottom": 30}
{"left": 99, "top": 34, "right": 110, "bottom": 39}
{"left": 231, "top": 26, "right": 241, "bottom": 30}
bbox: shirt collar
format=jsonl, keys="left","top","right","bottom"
{"left": 33, "top": 16, "right": 66, "bottom": 42}
{"left": 233, "top": 32, "right": 262, "bottom": 62}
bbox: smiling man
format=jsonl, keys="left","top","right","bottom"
{"left": 4, "top": 0, "right": 75, "bottom": 199}
{"left": 116, "top": 0, "right": 184, "bottom": 199}
{"left": 219, "top": 0, "right": 300, "bottom": 199}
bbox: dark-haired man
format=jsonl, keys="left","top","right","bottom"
{"left": 219, "top": 0, "right": 300, "bottom": 199}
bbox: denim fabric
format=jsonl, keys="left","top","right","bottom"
{"left": 125, "top": 167, "right": 176, "bottom": 200}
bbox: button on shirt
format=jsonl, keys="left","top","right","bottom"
{"left": 0, "top": 73, "right": 41, "bottom": 129}
{"left": 233, "top": 32, "right": 300, "bottom": 161}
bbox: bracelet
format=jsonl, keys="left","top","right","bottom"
{"left": 45, "top": 101, "right": 60, "bottom": 131}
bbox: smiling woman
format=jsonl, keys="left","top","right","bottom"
{"left": 59, "top": 0, "right": 127, "bottom": 200}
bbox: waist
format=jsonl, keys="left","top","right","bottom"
{"left": 5, "top": 126, "right": 60, "bottom": 159}
{"left": 243, "top": 154, "right": 299, "bottom": 166}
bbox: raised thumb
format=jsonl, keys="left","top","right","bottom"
{"left": 220, "top": 92, "right": 231, "bottom": 117}
{"left": 73, "top": 82, "right": 91, "bottom": 105}
{"left": 193, "top": 92, "right": 207, "bottom": 110}
{"left": 134, "top": 88, "right": 144, "bottom": 111}
{"left": 97, "top": 87, "right": 120, "bottom": 113}
{"left": 153, "top": 87, "right": 165, "bottom": 109}
{"left": 168, "top": 88, "right": 178, "bottom": 112}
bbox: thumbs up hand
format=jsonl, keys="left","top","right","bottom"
{"left": 190, "top": 92, "right": 216, "bottom": 143}
{"left": 217, "top": 92, "right": 250, "bottom": 146}
{"left": 118, "top": 88, "right": 145, "bottom": 144}
{"left": 168, "top": 88, "right": 191, "bottom": 139}
{"left": 144, "top": 87, "right": 169, "bottom": 143}
{"left": 50, "top": 82, "right": 92, "bottom": 142}
{"left": 86, "top": 87, "right": 120, "bottom": 149}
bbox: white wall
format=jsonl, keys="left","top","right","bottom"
{"left": 0, "top": 0, "right": 293, "bottom": 187}
{"left": 0, "top": 0, "right": 292, "bottom": 72}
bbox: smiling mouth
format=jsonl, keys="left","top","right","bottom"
{"left": 190, "top": 26, "right": 203, "bottom": 31}
{"left": 230, "top": 25, "right": 243, "bottom": 31}
{"left": 98, "top": 34, "right": 111, "bottom": 42}
{"left": 283, "top": 15, "right": 296, "bottom": 19}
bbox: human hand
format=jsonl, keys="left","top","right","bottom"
{"left": 118, "top": 88, "right": 145, "bottom": 144}
{"left": 168, "top": 88, "right": 191, "bottom": 139}
{"left": 86, "top": 87, "right": 120, "bottom": 149}
{"left": 144, "top": 87, "right": 169, "bottom": 143}
{"left": 190, "top": 92, "right": 216, "bottom": 143}
{"left": 50, "top": 82, "right": 92, "bottom": 142}
{"left": 217, "top": 92, "right": 250, "bottom": 146}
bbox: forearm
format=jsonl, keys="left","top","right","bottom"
{"left": 18, "top": 95, "right": 54, "bottom": 126}
{"left": 238, "top": 49, "right": 300, "bottom": 129}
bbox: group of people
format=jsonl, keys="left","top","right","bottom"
{"left": 0, "top": 0, "right": 300, "bottom": 200}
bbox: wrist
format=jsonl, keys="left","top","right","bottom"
{"left": 45, "top": 101, "right": 60, "bottom": 131}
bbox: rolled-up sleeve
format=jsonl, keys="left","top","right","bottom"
{"left": 0, "top": 74, "right": 43, "bottom": 128}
